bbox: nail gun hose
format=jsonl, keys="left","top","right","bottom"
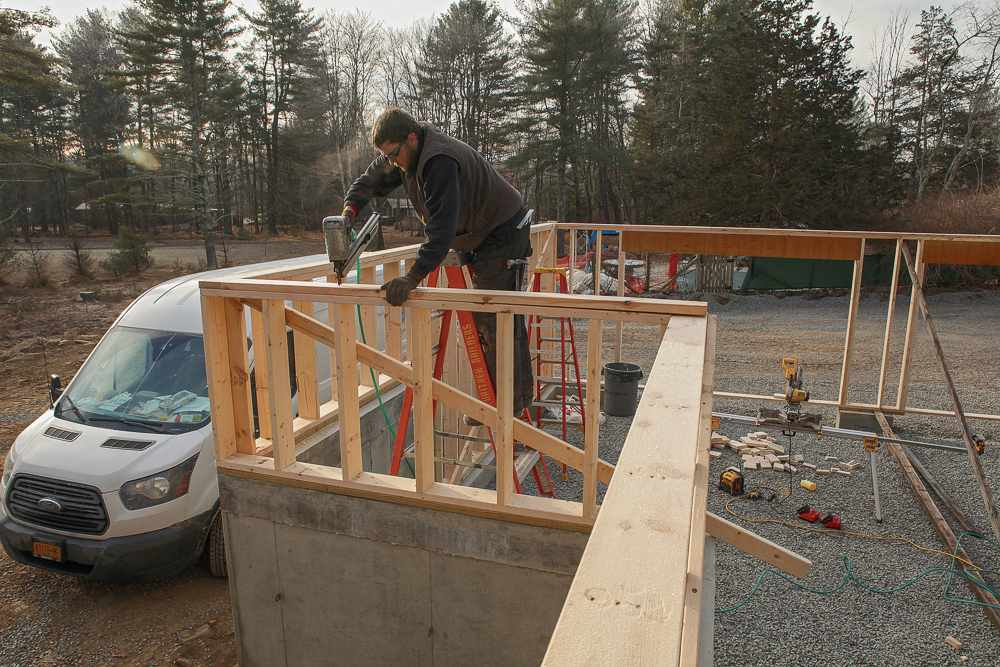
{"left": 354, "top": 253, "right": 415, "bottom": 475}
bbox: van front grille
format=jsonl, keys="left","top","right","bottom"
{"left": 5, "top": 475, "right": 108, "bottom": 535}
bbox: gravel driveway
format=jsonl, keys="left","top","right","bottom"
{"left": 525, "top": 288, "right": 1000, "bottom": 666}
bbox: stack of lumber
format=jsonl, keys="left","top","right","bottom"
{"left": 710, "top": 431, "right": 863, "bottom": 481}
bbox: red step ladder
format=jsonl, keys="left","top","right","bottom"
{"left": 527, "top": 268, "right": 587, "bottom": 482}
{"left": 389, "top": 254, "right": 556, "bottom": 498}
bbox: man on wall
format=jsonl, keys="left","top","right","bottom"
{"left": 342, "top": 106, "right": 534, "bottom": 419}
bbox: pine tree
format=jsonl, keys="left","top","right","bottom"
{"left": 518, "top": 0, "right": 638, "bottom": 222}
{"left": 0, "top": 7, "right": 75, "bottom": 238}
{"left": 633, "top": 0, "right": 896, "bottom": 229}
{"left": 54, "top": 10, "right": 132, "bottom": 234}
{"left": 519, "top": 0, "right": 596, "bottom": 222}
{"left": 891, "top": 6, "right": 998, "bottom": 200}
{"left": 415, "top": 0, "right": 518, "bottom": 162}
{"left": 121, "top": 0, "right": 241, "bottom": 268}
{"left": 242, "top": 0, "right": 322, "bottom": 235}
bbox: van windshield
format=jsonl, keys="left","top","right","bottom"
{"left": 59, "top": 327, "right": 210, "bottom": 434}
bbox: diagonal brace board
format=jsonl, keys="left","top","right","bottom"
{"left": 875, "top": 411, "right": 1000, "bottom": 633}
{"left": 900, "top": 245, "right": 1000, "bottom": 544}
{"left": 281, "top": 306, "right": 618, "bottom": 484}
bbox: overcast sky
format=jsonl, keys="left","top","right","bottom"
{"left": 11, "top": 0, "right": 937, "bottom": 70}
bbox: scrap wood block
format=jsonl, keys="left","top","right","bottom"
{"left": 945, "top": 636, "right": 963, "bottom": 650}
{"left": 753, "top": 431, "right": 769, "bottom": 439}
{"left": 802, "top": 462, "right": 817, "bottom": 470}
{"left": 710, "top": 450, "right": 723, "bottom": 459}
{"left": 817, "top": 469, "right": 832, "bottom": 475}
{"left": 835, "top": 469, "right": 852, "bottom": 477}
{"left": 711, "top": 433, "right": 730, "bottom": 445}
{"left": 788, "top": 465, "right": 797, "bottom": 473}
{"left": 766, "top": 436, "right": 777, "bottom": 443}
{"left": 768, "top": 442, "right": 785, "bottom": 454}
{"left": 793, "top": 454, "right": 805, "bottom": 463}
{"left": 744, "top": 461, "right": 758, "bottom": 470}
{"left": 711, "top": 441, "right": 727, "bottom": 450}
{"left": 825, "top": 455, "right": 839, "bottom": 462}
{"left": 777, "top": 455, "right": 789, "bottom": 462}
{"left": 760, "top": 460, "right": 772, "bottom": 469}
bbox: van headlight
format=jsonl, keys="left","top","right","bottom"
{"left": 2, "top": 449, "right": 14, "bottom": 487}
{"left": 120, "top": 454, "right": 199, "bottom": 510}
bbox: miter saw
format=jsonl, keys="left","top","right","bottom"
{"left": 757, "top": 358, "right": 823, "bottom": 432}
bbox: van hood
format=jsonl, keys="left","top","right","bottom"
{"left": 12, "top": 415, "right": 208, "bottom": 494}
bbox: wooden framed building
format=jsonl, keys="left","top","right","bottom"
{"left": 201, "top": 224, "right": 999, "bottom": 665}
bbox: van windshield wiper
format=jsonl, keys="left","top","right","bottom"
{"left": 87, "top": 415, "right": 170, "bottom": 434}
{"left": 59, "top": 395, "right": 89, "bottom": 425}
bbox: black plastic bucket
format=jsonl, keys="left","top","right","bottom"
{"left": 602, "top": 362, "right": 643, "bottom": 416}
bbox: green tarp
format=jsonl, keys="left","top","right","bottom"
{"left": 740, "top": 255, "right": 998, "bottom": 291}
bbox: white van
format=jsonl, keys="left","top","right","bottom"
{"left": 0, "top": 254, "right": 343, "bottom": 581}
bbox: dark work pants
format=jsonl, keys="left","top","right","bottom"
{"left": 470, "top": 220, "right": 533, "bottom": 414}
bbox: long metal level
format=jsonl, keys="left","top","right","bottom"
{"left": 713, "top": 412, "right": 966, "bottom": 454}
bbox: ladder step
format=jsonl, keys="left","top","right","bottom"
{"left": 535, "top": 376, "right": 582, "bottom": 384}
{"left": 530, "top": 323, "right": 560, "bottom": 329}
{"left": 531, "top": 349, "right": 566, "bottom": 355}
{"left": 435, "top": 430, "right": 493, "bottom": 444}
{"left": 402, "top": 452, "right": 496, "bottom": 471}
{"left": 537, "top": 337, "right": 565, "bottom": 343}
{"left": 514, "top": 449, "right": 540, "bottom": 480}
{"left": 533, "top": 457, "right": 554, "bottom": 496}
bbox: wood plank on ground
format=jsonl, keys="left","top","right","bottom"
{"left": 875, "top": 411, "right": 1000, "bottom": 633}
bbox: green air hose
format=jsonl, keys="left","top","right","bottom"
{"left": 715, "top": 531, "right": 999, "bottom": 614}
{"left": 352, "top": 254, "right": 415, "bottom": 475}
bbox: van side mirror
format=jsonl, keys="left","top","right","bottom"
{"left": 49, "top": 374, "right": 62, "bottom": 405}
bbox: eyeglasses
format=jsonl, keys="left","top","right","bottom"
{"left": 381, "top": 141, "right": 403, "bottom": 160}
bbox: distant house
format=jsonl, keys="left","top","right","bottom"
{"left": 383, "top": 196, "right": 420, "bottom": 233}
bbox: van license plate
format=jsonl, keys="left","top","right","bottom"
{"left": 32, "top": 538, "right": 63, "bottom": 562}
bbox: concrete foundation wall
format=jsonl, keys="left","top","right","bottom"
{"left": 220, "top": 475, "right": 589, "bottom": 666}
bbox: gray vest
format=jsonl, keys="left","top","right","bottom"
{"left": 405, "top": 124, "right": 523, "bottom": 252}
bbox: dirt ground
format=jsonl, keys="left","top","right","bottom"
{"left": 0, "top": 228, "right": 420, "bottom": 667}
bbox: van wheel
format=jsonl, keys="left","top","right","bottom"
{"left": 208, "top": 513, "right": 227, "bottom": 578}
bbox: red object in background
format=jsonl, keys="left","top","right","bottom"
{"left": 799, "top": 508, "right": 820, "bottom": 522}
{"left": 668, "top": 253, "right": 678, "bottom": 291}
{"left": 820, "top": 514, "right": 841, "bottom": 529}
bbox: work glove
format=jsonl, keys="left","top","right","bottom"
{"left": 342, "top": 207, "right": 356, "bottom": 229}
{"left": 381, "top": 274, "right": 420, "bottom": 307}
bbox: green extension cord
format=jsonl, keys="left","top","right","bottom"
{"left": 716, "top": 531, "right": 1000, "bottom": 614}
